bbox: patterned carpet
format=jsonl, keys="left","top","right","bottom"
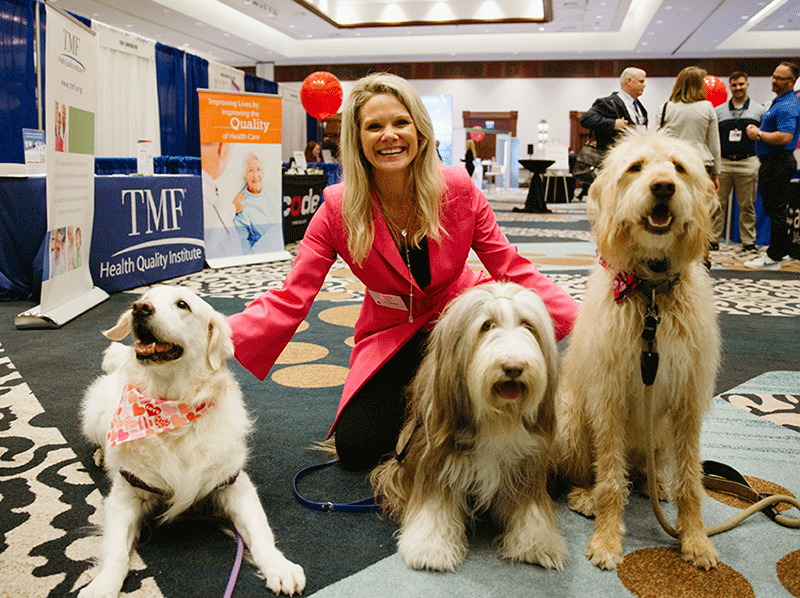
{"left": 1, "top": 189, "right": 798, "bottom": 597}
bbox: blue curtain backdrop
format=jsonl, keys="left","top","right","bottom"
{"left": 155, "top": 43, "right": 186, "bottom": 157}
{"left": 244, "top": 72, "right": 278, "bottom": 95}
{"left": 0, "top": 0, "right": 43, "bottom": 164}
{"left": 185, "top": 53, "right": 208, "bottom": 158}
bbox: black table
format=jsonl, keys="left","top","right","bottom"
{"left": 515, "top": 159, "right": 554, "bottom": 213}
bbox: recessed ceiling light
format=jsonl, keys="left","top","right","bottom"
{"left": 656, "top": 20, "right": 663, "bottom": 24}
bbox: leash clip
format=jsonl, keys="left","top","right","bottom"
{"left": 641, "top": 289, "right": 661, "bottom": 386}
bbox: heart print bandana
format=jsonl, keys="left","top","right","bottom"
{"left": 107, "top": 384, "right": 211, "bottom": 449}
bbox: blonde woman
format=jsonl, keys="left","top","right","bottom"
{"left": 463, "top": 138, "right": 477, "bottom": 177}
{"left": 659, "top": 66, "right": 721, "bottom": 189}
{"left": 228, "top": 73, "right": 578, "bottom": 470}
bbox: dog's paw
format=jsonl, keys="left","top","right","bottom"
{"left": 586, "top": 532, "right": 623, "bottom": 570}
{"left": 400, "top": 540, "right": 467, "bottom": 572}
{"left": 501, "top": 531, "right": 569, "bottom": 571}
{"left": 259, "top": 555, "right": 306, "bottom": 596}
{"left": 398, "top": 530, "right": 468, "bottom": 572}
{"left": 567, "top": 487, "right": 595, "bottom": 517}
{"left": 681, "top": 534, "right": 718, "bottom": 570}
{"left": 93, "top": 448, "right": 105, "bottom": 468}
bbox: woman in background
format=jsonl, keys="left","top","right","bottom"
{"left": 304, "top": 140, "right": 321, "bottom": 163}
{"left": 463, "top": 138, "right": 477, "bottom": 178}
{"left": 658, "top": 66, "right": 721, "bottom": 263}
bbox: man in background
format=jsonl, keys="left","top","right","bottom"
{"left": 744, "top": 61, "right": 800, "bottom": 270}
{"left": 580, "top": 67, "right": 648, "bottom": 151}
{"left": 712, "top": 71, "right": 765, "bottom": 254}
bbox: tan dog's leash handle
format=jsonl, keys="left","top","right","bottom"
{"left": 640, "top": 291, "right": 800, "bottom": 536}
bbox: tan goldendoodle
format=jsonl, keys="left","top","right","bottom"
{"left": 556, "top": 130, "right": 721, "bottom": 571}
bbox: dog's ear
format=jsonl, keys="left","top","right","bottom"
{"left": 207, "top": 311, "right": 234, "bottom": 370}
{"left": 103, "top": 310, "right": 132, "bottom": 340}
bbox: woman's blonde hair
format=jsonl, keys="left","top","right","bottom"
{"left": 669, "top": 66, "right": 708, "bottom": 104}
{"left": 340, "top": 72, "right": 444, "bottom": 265}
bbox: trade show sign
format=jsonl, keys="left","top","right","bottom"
{"left": 18, "top": 4, "right": 108, "bottom": 328}
{"left": 197, "top": 90, "right": 290, "bottom": 268}
{"left": 89, "top": 176, "right": 204, "bottom": 293}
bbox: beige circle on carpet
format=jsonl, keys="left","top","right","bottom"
{"left": 346, "top": 281, "right": 366, "bottom": 292}
{"left": 617, "top": 547, "right": 754, "bottom": 598}
{"left": 274, "top": 342, "right": 329, "bottom": 365}
{"left": 345, "top": 336, "right": 355, "bottom": 348}
{"left": 271, "top": 364, "right": 349, "bottom": 388}
{"left": 328, "top": 267, "right": 355, "bottom": 278}
{"left": 296, "top": 320, "right": 309, "bottom": 333}
{"left": 318, "top": 304, "right": 360, "bottom": 328}
{"left": 777, "top": 550, "right": 800, "bottom": 597}
{"left": 705, "top": 476, "right": 796, "bottom": 513}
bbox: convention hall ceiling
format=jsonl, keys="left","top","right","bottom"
{"left": 50, "top": 0, "right": 800, "bottom": 67}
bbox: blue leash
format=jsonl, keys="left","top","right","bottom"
{"left": 292, "top": 458, "right": 381, "bottom": 513}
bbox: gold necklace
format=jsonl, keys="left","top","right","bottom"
{"left": 379, "top": 199, "right": 416, "bottom": 323}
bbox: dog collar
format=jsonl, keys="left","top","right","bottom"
{"left": 107, "top": 384, "right": 211, "bottom": 449}
{"left": 599, "top": 258, "right": 680, "bottom": 303}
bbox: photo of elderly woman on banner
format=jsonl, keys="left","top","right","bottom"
{"left": 198, "top": 90, "right": 290, "bottom": 268}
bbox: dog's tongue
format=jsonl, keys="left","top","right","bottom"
{"left": 496, "top": 381, "right": 522, "bottom": 400}
{"left": 650, "top": 214, "right": 670, "bottom": 226}
{"left": 135, "top": 342, "right": 174, "bottom": 356}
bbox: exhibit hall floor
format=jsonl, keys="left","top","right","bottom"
{"left": 1, "top": 190, "right": 798, "bottom": 597}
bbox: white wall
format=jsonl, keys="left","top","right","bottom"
{"left": 291, "top": 75, "right": 777, "bottom": 161}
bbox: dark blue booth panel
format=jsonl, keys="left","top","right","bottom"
{"left": 0, "top": 176, "right": 47, "bottom": 301}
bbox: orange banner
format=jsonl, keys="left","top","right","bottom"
{"left": 198, "top": 91, "right": 281, "bottom": 145}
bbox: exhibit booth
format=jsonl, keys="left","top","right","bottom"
{"left": 0, "top": 0, "right": 340, "bottom": 317}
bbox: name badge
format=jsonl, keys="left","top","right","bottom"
{"left": 729, "top": 129, "right": 742, "bottom": 142}
{"left": 368, "top": 290, "right": 408, "bottom": 311}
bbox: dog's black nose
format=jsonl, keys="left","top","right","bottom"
{"left": 503, "top": 363, "right": 523, "bottom": 379}
{"left": 650, "top": 178, "right": 675, "bottom": 199}
{"left": 131, "top": 300, "right": 154, "bottom": 319}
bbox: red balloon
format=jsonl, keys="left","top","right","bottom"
{"left": 301, "top": 71, "right": 343, "bottom": 121}
{"left": 703, "top": 75, "right": 727, "bottom": 107}
{"left": 469, "top": 126, "right": 485, "bottom": 142}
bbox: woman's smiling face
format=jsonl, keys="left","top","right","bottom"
{"left": 359, "top": 93, "right": 420, "bottom": 177}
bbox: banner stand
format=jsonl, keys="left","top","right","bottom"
{"left": 206, "top": 250, "right": 291, "bottom": 270}
{"left": 15, "top": 286, "right": 109, "bottom": 329}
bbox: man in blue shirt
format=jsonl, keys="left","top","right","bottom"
{"left": 744, "top": 62, "right": 800, "bottom": 270}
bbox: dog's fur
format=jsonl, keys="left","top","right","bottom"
{"left": 371, "top": 282, "right": 568, "bottom": 572}
{"left": 555, "top": 130, "right": 721, "bottom": 570}
{"left": 79, "top": 286, "right": 305, "bottom": 597}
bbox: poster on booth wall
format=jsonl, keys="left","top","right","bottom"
{"left": 16, "top": 3, "right": 108, "bottom": 329}
{"left": 198, "top": 89, "right": 291, "bottom": 269}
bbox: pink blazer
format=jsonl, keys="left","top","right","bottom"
{"left": 228, "top": 165, "right": 579, "bottom": 435}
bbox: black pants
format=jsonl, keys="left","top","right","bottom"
{"left": 334, "top": 330, "right": 430, "bottom": 471}
{"left": 758, "top": 150, "right": 797, "bottom": 261}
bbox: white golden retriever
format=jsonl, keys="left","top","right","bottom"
{"left": 371, "top": 282, "right": 568, "bottom": 572}
{"left": 79, "top": 286, "right": 305, "bottom": 597}
{"left": 556, "top": 130, "right": 721, "bottom": 570}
